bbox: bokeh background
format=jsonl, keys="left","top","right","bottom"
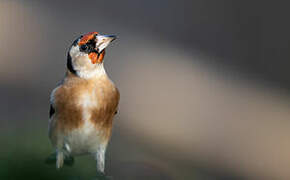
{"left": 1, "top": 0, "right": 290, "bottom": 179}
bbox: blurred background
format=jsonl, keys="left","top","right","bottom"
{"left": 1, "top": 0, "right": 290, "bottom": 179}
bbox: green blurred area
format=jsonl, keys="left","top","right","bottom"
{"left": 0, "top": 122, "right": 202, "bottom": 180}
{"left": 0, "top": 127, "right": 100, "bottom": 180}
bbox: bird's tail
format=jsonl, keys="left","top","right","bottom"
{"left": 45, "top": 150, "right": 74, "bottom": 169}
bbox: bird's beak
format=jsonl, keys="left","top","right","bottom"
{"left": 95, "top": 34, "right": 117, "bottom": 53}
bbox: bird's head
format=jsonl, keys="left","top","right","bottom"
{"left": 67, "top": 32, "right": 116, "bottom": 78}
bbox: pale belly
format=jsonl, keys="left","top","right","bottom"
{"left": 64, "top": 119, "right": 106, "bottom": 156}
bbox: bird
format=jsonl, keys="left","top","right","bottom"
{"left": 47, "top": 32, "right": 119, "bottom": 174}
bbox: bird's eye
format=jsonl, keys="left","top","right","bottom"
{"left": 80, "top": 44, "right": 88, "bottom": 51}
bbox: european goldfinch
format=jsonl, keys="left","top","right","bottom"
{"left": 47, "top": 32, "right": 119, "bottom": 174}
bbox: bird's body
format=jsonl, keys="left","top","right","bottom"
{"left": 48, "top": 32, "right": 118, "bottom": 173}
{"left": 49, "top": 70, "right": 119, "bottom": 155}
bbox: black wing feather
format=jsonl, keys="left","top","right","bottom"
{"left": 49, "top": 104, "right": 55, "bottom": 118}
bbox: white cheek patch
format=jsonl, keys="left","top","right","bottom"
{"left": 69, "top": 45, "right": 91, "bottom": 70}
{"left": 70, "top": 45, "right": 86, "bottom": 59}
{"left": 68, "top": 44, "right": 107, "bottom": 79}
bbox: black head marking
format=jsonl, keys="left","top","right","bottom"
{"left": 79, "top": 39, "right": 97, "bottom": 54}
{"left": 67, "top": 52, "right": 76, "bottom": 74}
{"left": 80, "top": 44, "right": 89, "bottom": 51}
{"left": 66, "top": 35, "right": 83, "bottom": 74}
{"left": 72, "top": 35, "right": 83, "bottom": 46}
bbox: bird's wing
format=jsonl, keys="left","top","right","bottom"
{"left": 48, "top": 86, "right": 61, "bottom": 146}
{"left": 49, "top": 104, "right": 55, "bottom": 118}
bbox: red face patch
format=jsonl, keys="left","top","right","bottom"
{"left": 78, "top": 32, "right": 98, "bottom": 46}
{"left": 78, "top": 32, "right": 106, "bottom": 64}
{"left": 88, "top": 50, "right": 106, "bottom": 64}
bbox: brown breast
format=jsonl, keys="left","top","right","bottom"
{"left": 53, "top": 72, "right": 120, "bottom": 139}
